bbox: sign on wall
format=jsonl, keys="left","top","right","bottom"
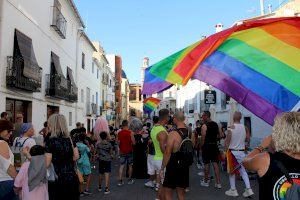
{"left": 204, "top": 90, "right": 216, "bottom": 104}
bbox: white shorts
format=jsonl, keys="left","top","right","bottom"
{"left": 147, "top": 155, "right": 155, "bottom": 175}
{"left": 153, "top": 159, "right": 162, "bottom": 174}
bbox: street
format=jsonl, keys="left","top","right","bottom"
{"left": 82, "top": 161, "right": 259, "bottom": 200}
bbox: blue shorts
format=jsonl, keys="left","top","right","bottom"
{"left": 99, "top": 160, "right": 111, "bottom": 174}
{"left": 119, "top": 153, "right": 133, "bottom": 166}
{"left": 0, "top": 180, "right": 18, "bottom": 200}
{"left": 78, "top": 164, "right": 91, "bottom": 175}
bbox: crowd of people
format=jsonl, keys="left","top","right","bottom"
{"left": 0, "top": 110, "right": 299, "bottom": 200}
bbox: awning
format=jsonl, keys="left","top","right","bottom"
{"left": 15, "top": 30, "right": 41, "bottom": 82}
{"left": 67, "top": 67, "right": 76, "bottom": 85}
{"left": 51, "top": 52, "right": 63, "bottom": 76}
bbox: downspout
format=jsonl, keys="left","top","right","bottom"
{"left": 75, "top": 28, "right": 83, "bottom": 123}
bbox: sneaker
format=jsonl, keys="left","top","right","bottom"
{"left": 215, "top": 183, "right": 222, "bottom": 189}
{"left": 118, "top": 180, "right": 124, "bottom": 186}
{"left": 83, "top": 189, "right": 92, "bottom": 195}
{"left": 104, "top": 187, "right": 110, "bottom": 195}
{"left": 225, "top": 189, "right": 239, "bottom": 197}
{"left": 196, "top": 163, "right": 201, "bottom": 169}
{"left": 80, "top": 192, "right": 85, "bottom": 197}
{"left": 197, "top": 171, "right": 204, "bottom": 176}
{"left": 145, "top": 181, "right": 155, "bottom": 188}
{"left": 200, "top": 180, "right": 209, "bottom": 187}
{"left": 243, "top": 188, "right": 254, "bottom": 197}
{"left": 155, "top": 184, "right": 159, "bottom": 191}
{"left": 98, "top": 186, "right": 102, "bottom": 192}
{"left": 128, "top": 178, "right": 135, "bottom": 185}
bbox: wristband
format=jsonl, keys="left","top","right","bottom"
{"left": 254, "top": 146, "right": 264, "bottom": 153}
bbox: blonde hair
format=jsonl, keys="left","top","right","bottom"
{"left": 48, "top": 114, "right": 69, "bottom": 138}
{"left": 272, "top": 112, "right": 300, "bottom": 153}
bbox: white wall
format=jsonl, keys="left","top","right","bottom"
{"left": 0, "top": 0, "right": 84, "bottom": 131}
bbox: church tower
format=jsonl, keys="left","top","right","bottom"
{"left": 141, "top": 57, "right": 149, "bottom": 88}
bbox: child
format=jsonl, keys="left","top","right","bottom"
{"left": 97, "top": 131, "right": 113, "bottom": 194}
{"left": 76, "top": 133, "right": 92, "bottom": 196}
{"left": 14, "top": 145, "right": 48, "bottom": 200}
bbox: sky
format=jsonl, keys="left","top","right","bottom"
{"left": 74, "top": 0, "right": 286, "bottom": 83}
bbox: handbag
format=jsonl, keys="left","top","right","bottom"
{"left": 76, "top": 168, "right": 84, "bottom": 183}
{"left": 47, "top": 163, "right": 58, "bottom": 182}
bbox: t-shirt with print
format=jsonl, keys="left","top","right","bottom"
{"left": 97, "top": 141, "right": 113, "bottom": 161}
{"left": 12, "top": 137, "right": 36, "bottom": 169}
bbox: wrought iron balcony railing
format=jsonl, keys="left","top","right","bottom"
{"left": 68, "top": 84, "right": 78, "bottom": 102}
{"left": 51, "top": 6, "right": 67, "bottom": 39}
{"left": 6, "top": 56, "right": 42, "bottom": 92}
{"left": 45, "top": 74, "right": 70, "bottom": 101}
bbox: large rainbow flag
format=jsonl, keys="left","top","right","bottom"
{"left": 143, "top": 97, "right": 161, "bottom": 114}
{"left": 143, "top": 17, "right": 300, "bottom": 125}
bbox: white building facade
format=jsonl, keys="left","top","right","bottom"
{"left": 0, "top": 0, "right": 115, "bottom": 133}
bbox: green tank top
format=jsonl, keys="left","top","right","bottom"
{"left": 150, "top": 125, "right": 166, "bottom": 160}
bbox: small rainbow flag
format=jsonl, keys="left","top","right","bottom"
{"left": 143, "top": 17, "right": 300, "bottom": 125}
{"left": 226, "top": 150, "right": 240, "bottom": 175}
{"left": 143, "top": 97, "right": 161, "bottom": 114}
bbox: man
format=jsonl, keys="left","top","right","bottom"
{"left": 145, "top": 116, "right": 159, "bottom": 188}
{"left": 117, "top": 120, "right": 135, "bottom": 185}
{"left": 200, "top": 111, "right": 222, "bottom": 188}
{"left": 70, "top": 122, "right": 84, "bottom": 142}
{"left": 150, "top": 109, "right": 169, "bottom": 198}
{"left": 192, "top": 120, "right": 203, "bottom": 169}
{"left": 188, "top": 123, "right": 193, "bottom": 139}
{"left": 0, "top": 112, "right": 8, "bottom": 120}
{"left": 12, "top": 114, "right": 23, "bottom": 141}
{"left": 224, "top": 111, "right": 254, "bottom": 197}
{"left": 160, "top": 112, "right": 189, "bottom": 200}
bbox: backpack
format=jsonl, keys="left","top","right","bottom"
{"left": 275, "top": 160, "right": 300, "bottom": 200}
{"left": 177, "top": 129, "right": 194, "bottom": 167}
{"left": 11, "top": 137, "right": 29, "bottom": 170}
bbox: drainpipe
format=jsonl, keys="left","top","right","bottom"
{"left": 0, "top": 0, "right": 4, "bottom": 69}
{"left": 75, "top": 27, "right": 84, "bottom": 123}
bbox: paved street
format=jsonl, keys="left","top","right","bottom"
{"left": 81, "top": 161, "right": 259, "bottom": 200}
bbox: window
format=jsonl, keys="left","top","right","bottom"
{"left": 109, "top": 79, "right": 112, "bottom": 87}
{"left": 81, "top": 53, "right": 85, "bottom": 69}
{"left": 92, "top": 61, "right": 94, "bottom": 73}
{"left": 69, "top": 112, "right": 72, "bottom": 126}
{"left": 81, "top": 89, "right": 84, "bottom": 103}
{"left": 139, "top": 89, "right": 142, "bottom": 101}
{"left": 97, "top": 69, "right": 99, "bottom": 79}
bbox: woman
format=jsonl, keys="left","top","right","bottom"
{"left": 243, "top": 112, "right": 300, "bottom": 199}
{"left": 0, "top": 120, "right": 18, "bottom": 200}
{"left": 12, "top": 123, "right": 36, "bottom": 170}
{"left": 130, "top": 118, "right": 149, "bottom": 179}
{"left": 45, "top": 114, "right": 80, "bottom": 200}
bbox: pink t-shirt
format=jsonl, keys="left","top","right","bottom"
{"left": 14, "top": 162, "right": 48, "bottom": 200}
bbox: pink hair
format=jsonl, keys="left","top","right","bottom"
{"left": 93, "top": 117, "right": 109, "bottom": 142}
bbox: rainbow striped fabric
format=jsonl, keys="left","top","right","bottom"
{"left": 226, "top": 150, "right": 240, "bottom": 175}
{"left": 143, "top": 17, "right": 300, "bottom": 125}
{"left": 143, "top": 97, "right": 161, "bottom": 114}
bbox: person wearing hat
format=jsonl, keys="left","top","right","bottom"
{"left": 12, "top": 123, "right": 36, "bottom": 170}
{"left": 0, "top": 120, "right": 18, "bottom": 199}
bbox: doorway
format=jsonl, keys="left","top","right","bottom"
{"left": 47, "top": 105, "right": 59, "bottom": 119}
{"left": 6, "top": 98, "right": 31, "bottom": 123}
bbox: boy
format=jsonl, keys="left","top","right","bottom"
{"left": 97, "top": 132, "right": 113, "bottom": 194}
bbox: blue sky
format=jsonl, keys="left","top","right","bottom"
{"left": 74, "top": 0, "right": 285, "bottom": 83}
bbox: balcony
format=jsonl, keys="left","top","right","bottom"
{"left": 6, "top": 56, "right": 42, "bottom": 92}
{"left": 86, "top": 102, "right": 98, "bottom": 115}
{"left": 51, "top": 6, "right": 67, "bottom": 39}
{"left": 68, "top": 84, "right": 78, "bottom": 102}
{"left": 45, "top": 74, "right": 69, "bottom": 101}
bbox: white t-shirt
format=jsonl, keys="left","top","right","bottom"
{"left": 0, "top": 141, "right": 14, "bottom": 181}
{"left": 12, "top": 137, "right": 36, "bottom": 150}
{"left": 228, "top": 123, "right": 246, "bottom": 150}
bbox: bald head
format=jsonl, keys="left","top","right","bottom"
{"left": 233, "top": 111, "right": 242, "bottom": 122}
{"left": 174, "top": 112, "right": 185, "bottom": 122}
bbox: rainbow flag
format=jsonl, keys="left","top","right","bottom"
{"left": 143, "top": 97, "right": 161, "bottom": 114}
{"left": 226, "top": 150, "right": 240, "bottom": 175}
{"left": 143, "top": 17, "right": 300, "bottom": 125}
